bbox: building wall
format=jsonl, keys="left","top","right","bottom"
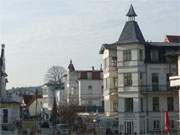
{"left": 66, "top": 71, "right": 79, "bottom": 104}
{"left": 103, "top": 49, "right": 118, "bottom": 116}
{"left": 29, "top": 98, "right": 43, "bottom": 116}
{"left": 116, "top": 43, "right": 179, "bottom": 134}
{"left": 0, "top": 103, "right": 20, "bottom": 125}
{"left": 78, "top": 80, "right": 103, "bottom": 106}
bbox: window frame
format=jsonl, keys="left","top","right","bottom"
{"left": 124, "top": 73, "right": 132, "bottom": 87}
{"left": 123, "top": 49, "right": 132, "bottom": 61}
{"left": 152, "top": 97, "right": 159, "bottom": 112}
{"left": 167, "top": 97, "right": 174, "bottom": 111}
{"left": 153, "top": 120, "right": 160, "bottom": 130}
{"left": 125, "top": 98, "right": 133, "bottom": 112}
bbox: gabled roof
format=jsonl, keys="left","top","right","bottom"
{"left": 165, "top": 35, "right": 180, "bottom": 43}
{"left": 118, "top": 21, "right": 145, "bottom": 44}
{"left": 126, "top": 4, "right": 137, "bottom": 17}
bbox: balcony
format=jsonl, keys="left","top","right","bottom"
{"left": 170, "top": 75, "right": 180, "bottom": 88}
{"left": 140, "top": 85, "right": 178, "bottom": 94}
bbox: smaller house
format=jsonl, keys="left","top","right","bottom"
{"left": 0, "top": 97, "right": 20, "bottom": 128}
{"left": 21, "top": 94, "right": 43, "bottom": 118}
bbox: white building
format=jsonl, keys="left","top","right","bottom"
{"left": 100, "top": 5, "right": 180, "bottom": 134}
{"left": 42, "top": 83, "right": 65, "bottom": 110}
{"left": 169, "top": 49, "right": 180, "bottom": 129}
{"left": 66, "top": 60, "right": 104, "bottom": 111}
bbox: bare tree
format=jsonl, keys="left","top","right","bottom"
{"left": 45, "top": 66, "right": 66, "bottom": 85}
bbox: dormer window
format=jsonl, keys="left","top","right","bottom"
{"left": 151, "top": 50, "right": 159, "bottom": 62}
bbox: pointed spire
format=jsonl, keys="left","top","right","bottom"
{"left": 0, "top": 44, "right": 6, "bottom": 75}
{"left": 118, "top": 5, "right": 145, "bottom": 43}
{"left": 1, "top": 44, "right": 5, "bottom": 59}
{"left": 126, "top": 4, "right": 137, "bottom": 17}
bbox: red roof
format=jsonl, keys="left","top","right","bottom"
{"left": 164, "top": 35, "right": 180, "bottom": 43}
{"left": 78, "top": 70, "right": 102, "bottom": 80}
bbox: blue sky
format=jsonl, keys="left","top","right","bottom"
{"left": 0, "top": 0, "right": 180, "bottom": 88}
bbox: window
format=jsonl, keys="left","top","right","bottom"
{"left": 170, "top": 120, "right": 174, "bottom": 129}
{"left": 123, "top": 50, "right": 131, "bottom": 61}
{"left": 88, "top": 85, "right": 92, "bottom": 90}
{"left": 124, "top": 73, "right": 132, "bottom": 86}
{"left": 3, "top": 109, "right": 8, "bottom": 123}
{"left": 153, "top": 97, "right": 159, "bottom": 112}
{"left": 151, "top": 50, "right": 159, "bottom": 62}
{"left": 139, "top": 49, "right": 143, "bottom": 61}
{"left": 87, "top": 72, "right": 92, "bottom": 79}
{"left": 140, "top": 72, "right": 143, "bottom": 80}
{"left": 113, "top": 77, "right": 118, "bottom": 88}
{"left": 111, "top": 56, "right": 117, "bottom": 66}
{"left": 152, "top": 73, "right": 159, "bottom": 91}
{"left": 124, "top": 121, "right": 134, "bottom": 134}
{"left": 125, "top": 98, "right": 133, "bottom": 112}
{"left": 113, "top": 102, "right": 118, "bottom": 112}
{"left": 167, "top": 97, "right": 174, "bottom": 111}
{"left": 153, "top": 120, "right": 160, "bottom": 130}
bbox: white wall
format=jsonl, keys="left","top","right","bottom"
{"left": 78, "top": 80, "right": 103, "bottom": 106}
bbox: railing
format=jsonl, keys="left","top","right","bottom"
{"left": 140, "top": 85, "right": 178, "bottom": 93}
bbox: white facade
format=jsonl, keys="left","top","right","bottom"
{"left": 66, "top": 71, "right": 79, "bottom": 104}
{"left": 78, "top": 79, "right": 103, "bottom": 107}
{"left": 42, "top": 85, "right": 65, "bottom": 110}
{"left": 170, "top": 54, "right": 180, "bottom": 129}
{"left": 100, "top": 5, "right": 180, "bottom": 134}
{"left": 102, "top": 49, "right": 118, "bottom": 116}
{"left": 65, "top": 60, "right": 103, "bottom": 109}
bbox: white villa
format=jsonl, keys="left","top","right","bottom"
{"left": 100, "top": 5, "right": 180, "bottom": 134}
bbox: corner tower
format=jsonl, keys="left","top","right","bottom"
{"left": 118, "top": 4, "right": 145, "bottom": 44}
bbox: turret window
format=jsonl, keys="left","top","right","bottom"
{"left": 123, "top": 50, "right": 131, "bottom": 61}
{"left": 139, "top": 49, "right": 143, "bottom": 61}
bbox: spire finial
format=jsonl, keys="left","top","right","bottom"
{"left": 126, "top": 4, "right": 137, "bottom": 21}
{"left": 70, "top": 59, "right": 72, "bottom": 64}
{"left": 2, "top": 44, "right": 5, "bottom": 49}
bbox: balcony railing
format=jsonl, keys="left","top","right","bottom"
{"left": 140, "top": 85, "right": 177, "bottom": 93}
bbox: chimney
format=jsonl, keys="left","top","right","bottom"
{"left": 92, "top": 66, "right": 95, "bottom": 71}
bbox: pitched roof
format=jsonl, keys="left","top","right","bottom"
{"left": 126, "top": 4, "right": 137, "bottom": 17}
{"left": 165, "top": 35, "right": 180, "bottom": 43}
{"left": 99, "top": 43, "right": 117, "bottom": 54}
{"left": 118, "top": 21, "right": 145, "bottom": 44}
